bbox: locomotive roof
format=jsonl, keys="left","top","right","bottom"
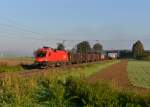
{"left": 37, "top": 47, "right": 67, "bottom": 52}
{"left": 38, "top": 47, "right": 53, "bottom": 51}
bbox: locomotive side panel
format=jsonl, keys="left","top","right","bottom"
{"left": 35, "top": 47, "right": 69, "bottom": 66}
{"left": 47, "top": 51, "right": 69, "bottom": 63}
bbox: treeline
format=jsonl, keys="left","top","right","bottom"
{"left": 56, "top": 40, "right": 150, "bottom": 60}
{"left": 57, "top": 41, "right": 103, "bottom": 53}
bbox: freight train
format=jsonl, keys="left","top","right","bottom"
{"left": 34, "top": 46, "right": 105, "bottom": 68}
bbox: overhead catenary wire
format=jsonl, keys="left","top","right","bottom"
{"left": 0, "top": 17, "right": 150, "bottom": 42}
{"left": 0, "top": 23, "right": 149, "bottom": 43}
{"left": 0, "top": 17, "right": 150, "bottom": 50}
{"left": 0, "top": 17, "right": 64, "bottom": 41}
{"left": 0, "top": 17, "right": 150, "bottom": 41}
{"left": 0, "top": 17, "right": 49, "bottom": 37}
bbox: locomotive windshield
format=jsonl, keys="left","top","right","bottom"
{"left": 36, "top": 51, "right": 46, "bottom": 57}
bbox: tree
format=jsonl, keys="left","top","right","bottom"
{"left": 132, "top": 40, "right": 144, "bottom": 58}
{"left": 76, "top": 41, "right": 91, "bottom": 53}
{"left": 93, "top": 43, "right": 103, "bottom": 53}
{"left": 57, "top": 43, "right": 65, "bottom": 50}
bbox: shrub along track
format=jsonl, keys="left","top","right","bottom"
{"left": 88, "top": 60, "right": 150, "bottom": 94}
{"left": 0, "top": 64, "right": 81, "bottom": 78}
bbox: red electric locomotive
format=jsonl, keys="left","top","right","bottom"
{"left": 34, "top": 47, "right": 69, "bottom": 67}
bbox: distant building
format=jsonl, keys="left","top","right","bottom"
{"left": 105, "top": 50, "right": 120, "bottom": 59}
{"left": 105, "top": 50, "right": 133, "bottom": 59}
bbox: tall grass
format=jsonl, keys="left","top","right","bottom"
{"left": 0, "top": 60, "right": 149, "bottom": 107}
{"left": 0, "top": 74, "right": 149, "bottom": 107}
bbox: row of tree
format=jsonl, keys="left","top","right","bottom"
{"left": 57, "top": 41, "right": 103, "bottom": 53}
{"left": 57, "top": 40, "right": 150, "bottom": 60}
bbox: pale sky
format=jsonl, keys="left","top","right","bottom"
{"left": 0, "top": 0, "right": 150, "bottom": 56}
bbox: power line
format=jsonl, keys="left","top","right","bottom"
{"left": 0, "top": 17, "right": 48, "bottom": 36}
{"left": 0, "top": 17, "right": 63, "bottom": 41}
{"left": 0, "top": 23, "right": 47, "bottom": 37}
{"left": 0, "top": 17, "right": 150, "bottom": 43}
{"left": 0, "top": 23, "right": 62, "bottom": 41}
{"left": 0, "top": 23, "right": 68, "bottom": 41}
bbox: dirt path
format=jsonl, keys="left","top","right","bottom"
{"left": 88, "top": 60, "right": 130, "bottom": 88}
{"left": 88, "top": 60, "right": 150, "bottom": 93}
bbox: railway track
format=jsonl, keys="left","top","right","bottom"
{"left": 0, "top": 61, "right": 107, "bottom": 78}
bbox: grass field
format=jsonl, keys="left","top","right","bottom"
{"left": 0, "top": 57, "right": 33, "bottom": 73}
{"left": 128, "top": 60, "right": 150, "bottom": 88}
{"left": 0, "top": 57, "right": 34, "bottom": 66}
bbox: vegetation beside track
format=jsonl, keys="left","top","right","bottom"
{"left": 0, "top": 65, "right": 23, "bottom": 73}
{"left": 0, "top": 60, "right": 150, "bottom": 107}
{"left": 128, "top": 60, "right": 150, "bottom": 88}
{"left": 63, "top": 60, "right": 119, "bottom": 79}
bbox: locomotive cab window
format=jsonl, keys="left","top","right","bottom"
{"left": 36, "top": 51, "right": 46, "bottom": 57}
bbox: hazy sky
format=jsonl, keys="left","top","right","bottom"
{"left": 0, "top": 0, "right": 150, "bottom": 55}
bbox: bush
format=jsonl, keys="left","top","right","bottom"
{"left": 35, "top": 77, "right": 150, "bottom": 107}
{"left": 35, "top": 78, "right": 71, "bottom": 107}
{"left": 136, "top": 52, "right": 150, "bottom": 60}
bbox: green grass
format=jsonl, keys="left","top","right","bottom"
{"left": 0, "top": 65, "right": 23, "bottom": 73}
{"left": 63, "top": 61, "right": 119, "bottom": 79}
{"left": 34, "top": 60, "right": 119, "bottom": 83}
{"left": 127, "top": 60, "right": 150, "bottom": 88}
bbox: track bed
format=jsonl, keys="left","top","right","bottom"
{"left": 0, "top": 61, "right": 107, "bottom": 78}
